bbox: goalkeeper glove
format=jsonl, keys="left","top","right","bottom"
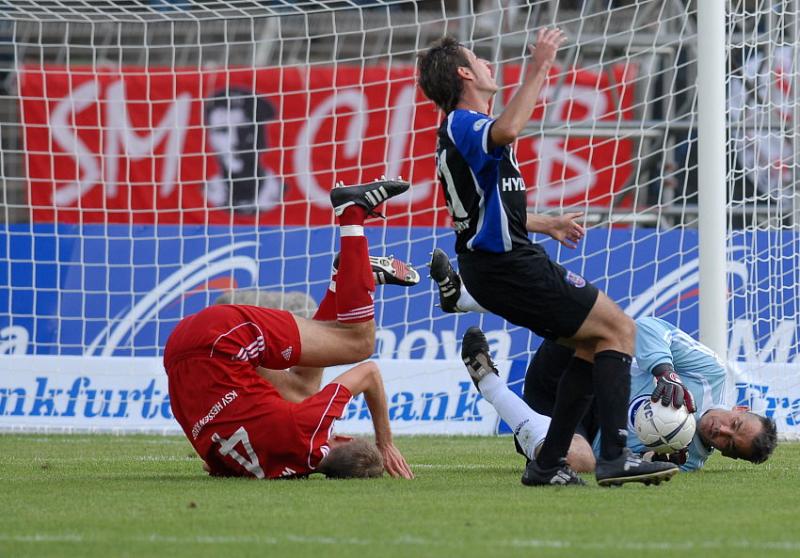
{"left": 651, "top": 364, "right": 697, "bottom": 413}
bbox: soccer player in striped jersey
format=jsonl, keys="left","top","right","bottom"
{"left": 418, "top": 30, "right": 677, "bottom": 486}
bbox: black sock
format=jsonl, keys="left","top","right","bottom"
{"left": 535, "top": 357, "right": 594, "bottom": 469}
{"left": 593, "top": 350, "right": 632, "bottom": 461}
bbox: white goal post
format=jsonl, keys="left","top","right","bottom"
{"left": 1, "top": 0, "right": 799, "bottom": 438}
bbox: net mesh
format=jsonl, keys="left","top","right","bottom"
{"left": 1, "top": 0, "right": 799, "bottom": 434}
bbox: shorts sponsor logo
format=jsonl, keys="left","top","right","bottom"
{"left": 281, "top": 346, "right": 293, "bottom": 361}
{"left": 565, "top": 270, "right": 586, "bottom": 288}
{"left": 191, "top": 390, "right": 238, "bottom": 440}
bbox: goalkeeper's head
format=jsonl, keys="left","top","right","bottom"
{"left": 317, "top": 438, "right": 384, "bottom": 479}
{"left": 697, "top": 408, "right": 778, "bottom": 464}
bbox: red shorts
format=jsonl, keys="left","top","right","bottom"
{"left": 164, "top": 305, "right": 352, "bottom": 478}
{"left": 164, "top": 304, "right": 302, "bottom": 371}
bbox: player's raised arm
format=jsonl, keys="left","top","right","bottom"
{"left": 332, "top": 361, "right": 414, "bottom": 479}
{"left": 490, "top": 28, "right": 566, "bottom": 147}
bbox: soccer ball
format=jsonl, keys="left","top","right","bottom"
{"left": 634, "top": 399, "right": 696, "bottom": 454}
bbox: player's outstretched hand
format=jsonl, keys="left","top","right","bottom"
{"left": 548, "top": 212, "right": 585, "bottom": 249}
{"left": 651, "top": 370, "right": 697, "bottom": 413}
{"left": 528, "top": 27, "right": 567, "bottom": 70}
{"left": 378, "top": 442, "right": 414, "bottom": 479}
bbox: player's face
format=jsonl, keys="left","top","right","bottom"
{"left": 208, "top": 106, "right": 252, "bottom": 172}
{"left": 460, "top": 47, "right": 498, "bottom": 95}
{"left": 698, "top": 409, "right": 762, "bottom": 459}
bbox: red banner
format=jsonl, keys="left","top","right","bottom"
{"left": 21, "top": 64, "right": 635, "bottom": 225}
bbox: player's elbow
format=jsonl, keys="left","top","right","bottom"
{"left": 490, "top": 123, "right": 517, "bottom": 146}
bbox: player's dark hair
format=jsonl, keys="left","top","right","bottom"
{"left": 205, "top": 86, "right": 275, "bottom": 151}
{"left": 747, "top": 413, "right": 778, "bottom": 464}
{"left": 317, "top": 438, "right": 383, "bottom": 479}
{"left": 417, "top": 36, "right": 472, "bottom": 114}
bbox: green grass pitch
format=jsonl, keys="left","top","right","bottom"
{"left": 1, "top": 434, "right": 798, "bottom": 558}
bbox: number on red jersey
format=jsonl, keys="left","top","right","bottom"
{"left": 211, "top": 426, "right": 266, "bottom": 479}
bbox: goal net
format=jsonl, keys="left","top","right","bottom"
{"left": 0, "top": 0, "right": 798, "bottom": 437}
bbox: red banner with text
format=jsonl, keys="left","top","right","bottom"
{"left": 21, "top": 64, "right": 635, "bottom": 226}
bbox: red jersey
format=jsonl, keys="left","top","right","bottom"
{"left": 165, "top": 304, "right": 352, "bottom": 478}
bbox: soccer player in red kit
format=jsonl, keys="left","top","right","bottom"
{"left": 164, "top": 179, "right": 414, "bottom": 479}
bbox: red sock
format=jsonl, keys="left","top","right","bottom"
{"left": 313, "top": 275, "right": 338, "bottom": 322}
{"left": 338, "top": 205, "right": 368, "bottom": 227}
{"left": 336, "top": 233, "right": 375, "bottom": 323}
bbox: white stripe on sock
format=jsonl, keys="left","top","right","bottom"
{"left": 340, "top": 225, "right": 364, "bottom": 237}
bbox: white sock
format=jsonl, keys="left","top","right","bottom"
{"left": 477, "top": 373, "right": 551, "bottom": 460}
{"left": 455, "top": 284, "right": 488, "bottom": 313}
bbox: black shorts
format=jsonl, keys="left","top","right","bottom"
{"left": 523, "top": 339, "right": 599, "bottom": 444}
{"left": 458, "top": 243, "right": 599, "bottom": 340}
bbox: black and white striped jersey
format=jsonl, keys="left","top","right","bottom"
{"left": 436, "top": 109, "right": 532, "bottom": 254}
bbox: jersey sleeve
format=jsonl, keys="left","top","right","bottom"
{"left": 681, "top": 441, "right": 709, "bottom": 472}
{"left": 634, "top": 317, "right": 675, "bottom": 375}
{"left": 445, "top": 110, "right": 504, "bottom": 175}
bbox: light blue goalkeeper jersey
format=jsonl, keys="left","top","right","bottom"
{"left": 592, "top": 316, "right": 728, "bottom": 471}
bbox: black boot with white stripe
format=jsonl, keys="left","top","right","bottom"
{"left": 595, "top": 448, "right": 679, "bottom": 487}
{"left": 461, "top": 327, "right": 499, "bottom": 391}
{"left": 330, "top": 178, "right": 410, "bottom": 218}
{"left": 429, "top": 248, "right": 462, "bottom": 313}
{"left": 521, "top": 458, "right": 586, "bottom": 487}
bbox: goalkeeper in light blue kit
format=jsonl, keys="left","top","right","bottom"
{"left": 431, "top": 252, "right": 778, "bottom": 472}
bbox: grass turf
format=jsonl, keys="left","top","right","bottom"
{"left": 1, "top": 434, "right": 797, "bottom": 558}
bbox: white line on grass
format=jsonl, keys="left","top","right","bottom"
{"left": 1, "top": 456, "right": 197, "bottom": 463}
{"left": 2, "top": 533, "right": 800, "bottom": 552}
{"left": 410, "top": 463, "right": 508, "bottom": 470}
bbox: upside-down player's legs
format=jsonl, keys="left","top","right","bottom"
{"left": 291, "top": 179, "right": 409, "bottom": 368}
{"left": 263, "top": 254, "right": 420, "bottom": 402}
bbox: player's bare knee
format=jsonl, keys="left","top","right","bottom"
{"left": 615, "top": 314, "right": 636, "bottom": 354}
{"left": 566, "top": 435, "right": 596, "bottom": 473}
{"left": 350, "top": 331, "right": 375, "bottom": 361}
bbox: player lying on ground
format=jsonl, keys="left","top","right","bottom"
{"left": 252, "top": 254, "right": 419, "bottom": 478}
{"left": 165, "top": 178, "right": 414, "bottom": 479}
{"left": 522, "top": 320, "right": 778, "bottom": 472}
{"left": 418, "top": 30, "right": 677, "bottom": 486}
{"left": 432, "top": 253, "right": 778, "bottom": 472}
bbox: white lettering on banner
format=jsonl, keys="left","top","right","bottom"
{"left": 729, "top": 319, "right": 798, "bottom": 363}
{"left": 49, "top": 81, "right": 100, "bottom": 206}
{"left": 321, "top": 359, "right": 509, "bottom": 435}
{"left": 293, "top": 86, "right": 432, "bottom": 207}
{"left": 733, "top": 363, "right": 800, "bottom": 432}
{"left": 2, "top": 356, "right": 799, "bottom": 437}
{"left": 375, "top": 329, "right": 511, "bottom": 361}
{"left": 531, "top": 137, "right": 594, "bottom": 205}
{"left": 0, "top": 326, "right": 29, "bottom": 355}
{"left": 0, "top": 357, "right": 507, "bottom": 435}
{"left": 49, "top": 79, "right": 192, "bottom": 206}
{"left": 103, "top": 81, "right": 191, "bottom": 198}
{"left": 528, "top": 85, "right": 606, "bottom": 206}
